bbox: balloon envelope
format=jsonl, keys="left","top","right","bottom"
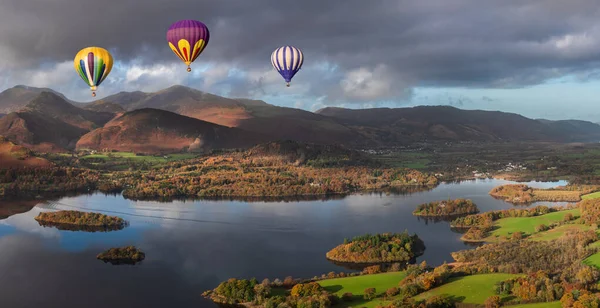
{"left": 167, "top": 20, "right": 210, "bottom": 72}
{"left": 74, "top": 47, "right": 113, "bottom": 97}
{"left": 271, "top": 46, "right": 303, "bottom": 86}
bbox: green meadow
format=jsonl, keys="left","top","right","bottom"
{"left": 414, "top": 274, "right": 518, "bottom": 304}
{"left": 318, "top": 272, "right": 407, "bottom": 308}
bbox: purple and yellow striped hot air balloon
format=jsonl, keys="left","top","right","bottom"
{"left": 167, "top": 20, "right": 210, "bottom": 72}
{"left": 74, "top": 47, "right": 113, "bottom": 97}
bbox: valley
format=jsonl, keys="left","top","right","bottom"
{"left": 1, "top": 85, "right": 600, "bottom": 307}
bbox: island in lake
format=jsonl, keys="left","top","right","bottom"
{"left": 97, "top": 246, "right": 145, "bottom": 265}
{"left": 34, "top": 210, "right": 127, "bottom": 232}
{"left": 412, "top": 198, "right": 479, "bottom": 217}
{"left": 325, "top": 232, "right": 425, "bottom": 264}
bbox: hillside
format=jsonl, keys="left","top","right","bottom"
{"left": 0, "top": 92, "right": 115, "bottom": 151}
{"left": 76, "top": 108, "right": 269, "bottom": 153}
{"left": 316, "top": 106, "right": 600, "bottom": 143}
{"left": 0, "top": 85, "right": 72, "bottom": 114}
{"left": 0, "top": 136, "right": 52, "bottom": 168}
{"left": 81, "top": 101, "right": 125, "bottom": 114}
{"left": 97, "top": 85, "right": 364, "bottom": 145}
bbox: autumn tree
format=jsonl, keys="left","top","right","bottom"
{"left": 484, "top": 295, "right": 501, "bottom": 308}
{"left": 364, "top": 288, "right": 377, "bottom": 300}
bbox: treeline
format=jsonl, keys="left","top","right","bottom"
{"left": 204, "top": 278, "right": 334, "bottom": 308}
{"left": 579, "top": 198, "right": 600, "bottom": 226}
{"left": 325, "top": 232, "right": 425, "bottom": 263}
{"left": 493, "top": 269, "right": 600, "bottom": 306}
{"left": 412, "top": 199, "right": 478, "bottom": 217}
{"left": 117, "top": 151, "right": 438, "bottom": 200}
{"left": 0, "top": 167, "right": 101, "bottom": 198}
{"left": 489, "top": 184, "right": 600, "bottom": 204}
{"left": 450, "top": 205, "right": 573, "bottom": 228}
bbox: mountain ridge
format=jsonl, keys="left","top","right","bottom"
{"left": 76, "top": 108, "right": 270, "bottom": 153}
{"left": 0, "top": 92, "right": 115, "bottom": 151}
{"left": 0, "top": 85, "right": 599, "bottom": 151}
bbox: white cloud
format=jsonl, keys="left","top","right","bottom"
{"left": 339, "top": 64, "right": 413, "bottom": 102}
{"left": 122, "top": 63, "right": 184, "bottom": 92}
{"left": 201, "top": 64, "right": 231, "bottom": 88}
{"left": 28, "top": 61, "right": 75, "bottom": 88}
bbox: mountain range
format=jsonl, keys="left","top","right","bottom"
{"left": 0, "top": 84, "right": 598, "bottom": 153}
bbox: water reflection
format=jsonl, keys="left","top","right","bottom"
{"left": 36, "top": 220, "right": 126, "bottom": 232}
{"left": 0, "top": 178, "right": 569, "bottom": 308}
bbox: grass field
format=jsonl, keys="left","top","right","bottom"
{"left": 508, "top": 302, "right": 561, "bottom": 308}
{"left": 372, "top": 152, "right": 432, "bottom": 170}
{"left": 484, "top": 209, "right": 580, "bottom": 241}
{"left": 318, "top": 272, "right": 407, "bottom": 308}
{"left": 413, "top": 274, "right": 518, "bottom": 304}
{"left": 582, "top": 191, "right": 600, "bottom": 200}
{"left": 80, "top": 152, "right": 198, "bottom": 163}
{"left": 529, "top": 224, "right": 592, "bottom": 241}
{"left": 584, "top": 252, "right": 600, "bottom": 269}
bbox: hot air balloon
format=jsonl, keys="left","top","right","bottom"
{"left": 167, "top": 20, "right": 210, "bottom": 72}
{"left": 74, "top": 47, "right": 113, "bottom": 97}
{"left": 271, "top": 46, "right": 303, "bottom": 87}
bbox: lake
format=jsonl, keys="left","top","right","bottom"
{"left": 0, "top": 179, "right": 568, "bottom": 307}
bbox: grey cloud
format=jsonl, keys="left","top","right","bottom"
{"left": 2, "top": 0, "right": 600, "bottom": 103}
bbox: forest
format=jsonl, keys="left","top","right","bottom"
{"left": 412, "top": 199, "right": 479, "bottom": 217}
{"left": 325, "top": 232, "right": 426, "bottom": 264}
{"left": 34, "top": 210, "right": 127, "bottom": 228}
{"left": 96, "top": 246, "right": 145, "bottom": 264}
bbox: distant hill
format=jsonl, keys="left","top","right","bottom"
{"left": 0, "top": 136, "right": 52, "bottom": 168}
{"left": 81, "top": 101, "right": 125, "bottom": 114}
{"left": 0, "top": 85, "right": 73, "bottom": 114}
{"left": 94, "top": 85, "right": 363, "bottom": 145}
{"left": 316, "top": 106, "right": 600, "bottom": 144}
{"left": 76, "top": 108, "right": 269, "bottom": 153}
{"left": 2, "top": 85, "right": 600, "bottom": 151}
{"left": 0, "top": 92, "right": 115, "bottom": 151}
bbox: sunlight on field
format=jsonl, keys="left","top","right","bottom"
{"left": 582, "top": 191, "right": 600, "bottom": 200}
{"left": 318, "top": 272, "right": 407, "bottom": 308}
{"left": 80, "top": 152, "right": 197, "bottom": 164}
{"left": 486, "top": 209, "right": 580, "bottom": 241}
{"left": 414, "top": 274, "right": 518, "bottom": 304}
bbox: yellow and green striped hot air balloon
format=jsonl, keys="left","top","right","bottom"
{"left": 74, "top": 47, "right": 113, "bottom": 97}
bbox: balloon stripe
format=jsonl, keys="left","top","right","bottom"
{"left": 96, "top": 64, "right": 106, "bottom": 86}
{"left": 87, "top": 52, "right": 95, "bottom": 82}
{"left": 282, "top": 47, "right": 287, "bottom": 78}
{"left": 289, "top": 47, "right": 294, "bottom": 70}
{"left": 277, "top": 47, "right": 284, "bottom": 72}
{"left": 183, "top": 47, "right": 189, "bottom": 61}
{"left": 83, "top": 57, "right": 94, "bottom": 86}
{"left": 94, "top": 57, "right": 104, "bottom": 85}
{"left": 78, "top": 60, "right": 90, "bottom": 85}
{"left": 168, "top": 43, "right": 186, "bottom": 62}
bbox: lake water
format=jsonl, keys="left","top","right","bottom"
{"left": 0, "top": 179, "right": 568, "bottom": 307}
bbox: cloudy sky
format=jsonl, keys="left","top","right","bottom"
{"left": 2, "top": 0, "right": 600, "bottom": 121}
